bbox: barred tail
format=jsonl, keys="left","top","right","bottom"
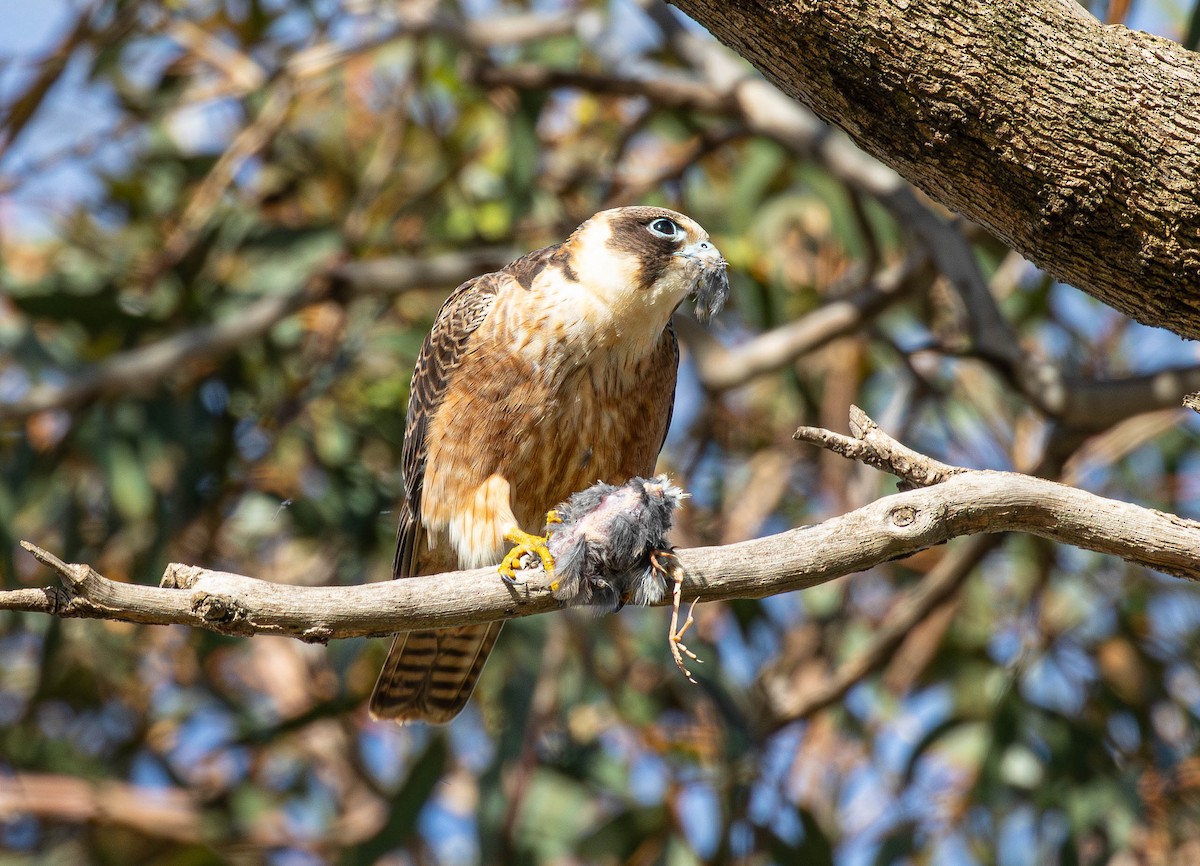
{"left": 368, "top": 623, "right": 503, "bottom": 724}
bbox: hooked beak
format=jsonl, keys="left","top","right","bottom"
{"left": 674, "top": 240, "right": 729, "bottom": 324}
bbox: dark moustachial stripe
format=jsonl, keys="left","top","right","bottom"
{"left": 508, "top": 244, "right": 556, "bottom": 290}
{"left": 507, "top": 242, "right": 579, "bottom": 290}
{"left": 547, "top": 244, "right": 578, "bottom": 282}
{"left": 604, "top": 206, "right": 681, "bottom": 288}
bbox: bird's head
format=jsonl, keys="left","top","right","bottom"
{"left": 566, "top": 206, "right": 729, "bottom": 327}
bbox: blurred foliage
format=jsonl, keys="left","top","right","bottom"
{"left": 2, "top": 1, "right": 1200, "bottom": 865}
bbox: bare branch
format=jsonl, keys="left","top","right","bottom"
{"left": 793, "top": 405, "right": 963, "bottom": 487}
{"left": 677, "top": 255, "right": 931, "bottom": 392}
{"left": 9, "top": 410, "right": 1200, "bottom": 642}
{"left": 330, "top": 247, "right": 520, "bottom": 296}
{"left": 157, "top": 80, "right": 295, "bottom": 270}
{"left": 1, "top": 279, "right": 317, "bottom": 422}
{"left": 1056, "top": 365, "right": 1200, "bottom": 430}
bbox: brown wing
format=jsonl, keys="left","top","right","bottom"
{"left": 657, "top": 318, "right": 679, "bottom": 456}
{"left": 371, "top": 270, "right": 505, "bottom": 724}
{"left": 392, "top": 272, "right": 503, "bottom": 580}
{"left": 392, "top": 244, "right": 563, "bottom": 577}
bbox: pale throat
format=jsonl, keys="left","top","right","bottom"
{"left": 559, "top": 228, "right": 690, "bottom": 363}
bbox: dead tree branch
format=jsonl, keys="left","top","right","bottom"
{"left": 8, "top": 408, "right": 1198, "bottom": 641}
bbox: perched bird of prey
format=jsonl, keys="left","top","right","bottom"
{"left": 369, "top": 206, "right": 728, "bottom": 724}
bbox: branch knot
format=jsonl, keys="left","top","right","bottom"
{"left": 191, "top": 592, "right": 246, "bottom": 628}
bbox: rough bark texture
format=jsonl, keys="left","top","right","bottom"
{"left": 11, "top": 415, "right": 1200, "bottom": 641}
{"left": 669, "top": 0, "right": 1200, "bottom": 338}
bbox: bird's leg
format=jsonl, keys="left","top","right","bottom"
{"left": 651, "top": 550, "right": 702, "bottom": 683}
{"left": 498, "top": 514, "right": 559, "bottom": 587}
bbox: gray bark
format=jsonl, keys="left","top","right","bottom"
{"left": 670, "top": 0, "right": 1200, "bottom": 338}
{"left": 10, "top": 410, "right": 1200, "bottom": 641}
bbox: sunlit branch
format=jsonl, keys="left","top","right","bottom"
{"left": 9, "top": 409, "right": 1199, "bottom": 642}
{"left": 1050, "top": 365, "right": 1200, "bottom": 430}
{"left": 0, "top": 773, "right": 205, "bottom": 846}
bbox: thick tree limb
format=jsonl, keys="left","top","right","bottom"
{"left": 669, "top": 0, "right": 1200, "bottom": 339}
{"left": 7, "top": 409, "right": 1198, "bottom": 640}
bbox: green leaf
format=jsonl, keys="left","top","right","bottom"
{"left": 107, "top": 441, "right": 154, "bottom": 521}
{"left": 577, "top": 805, "right": 669, "bottom": 860}
{"left": 346, "top": 734, "right": 448, "bottom": 865}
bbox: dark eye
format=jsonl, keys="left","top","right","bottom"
{"left": 647, "top": 218, "right": 682, "bottom": 240}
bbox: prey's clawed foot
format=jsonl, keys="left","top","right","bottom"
{"left": 670, "top": 596, "right": 702, "bottom": 684}
{"left": 651, "top": 549, "right": 703, "bottom": 683}
{"left": 498, "top": 524, "right": 557, "bottom": 588}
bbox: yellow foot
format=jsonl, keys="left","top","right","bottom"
{"left": 498, "top": 525, "right": 556, "bottom": 587}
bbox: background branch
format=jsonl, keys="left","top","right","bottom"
{"left": 0, "top": 248, "right": 517, "bottom": 423}
{"left": 758, "top": 534, "right": 1002, "bottom": 728}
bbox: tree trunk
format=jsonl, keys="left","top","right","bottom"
{"left": 670, "top": 0, "right": 1200, "bottom": 339}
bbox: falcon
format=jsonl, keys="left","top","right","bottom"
{"left": 369, "top": 206, "right": 729, "bottom": 724}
